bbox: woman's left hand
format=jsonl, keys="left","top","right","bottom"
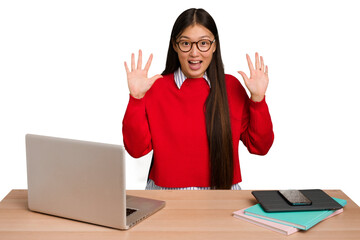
{"left": 238, "top": 52, "right": 269, "bottom": 102}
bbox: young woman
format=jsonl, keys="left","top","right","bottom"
{"left": 122, "top": 8, "right": 274, "bottom": 190}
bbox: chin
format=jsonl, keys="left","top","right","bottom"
{"left": 184, "top": 69, "right": 206, "bottom": 79}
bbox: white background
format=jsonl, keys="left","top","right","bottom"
{"left": 1, "top": 0, "right": 359, "bottom": 205}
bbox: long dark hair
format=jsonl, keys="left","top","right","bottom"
{"left": 163, "top": 8, "right": 234, "bottom": 189}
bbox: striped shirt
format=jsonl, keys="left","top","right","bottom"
{"left": 147, "top": 68, "right": 240, "bottom": 190}
{"left": 146, "top": 179, "right": 241, "bottom": 190}
{"left": 174, "top": 67, "right": 211, "bottom": 89}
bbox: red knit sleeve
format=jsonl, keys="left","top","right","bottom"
{"left": 226, "top": 74, "right": 274, "bottom": 155}
{"left": 240, "top": 96, "right": 274, "bottom": 155}
{"left": 122, "top": 94, "right": 152, "bottom": 158}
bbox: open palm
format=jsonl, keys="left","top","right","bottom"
{"left": 124, "top": 50, "right": 162, "bottom": 99}
{"left": 238, "top": 52, "right": 269, "bottom": 102}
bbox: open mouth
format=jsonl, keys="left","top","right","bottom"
{"left": 188, "top": 60, "right": 202, "bottom": 70}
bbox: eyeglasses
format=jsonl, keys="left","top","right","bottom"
{"left": 176, "top": 39, "right": 216, "bottom": 52}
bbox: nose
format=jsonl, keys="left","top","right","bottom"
{"left": 189, "top": 43, "right": 200, "bottom": 56}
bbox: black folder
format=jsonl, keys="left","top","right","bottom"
{"left": 251, "top": 189, "right": 343, "bottom": 212}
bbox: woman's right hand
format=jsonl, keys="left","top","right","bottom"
{"left": 124, "top": 50, "right": 163, "bottom": 99}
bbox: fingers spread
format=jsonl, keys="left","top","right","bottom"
{"left": 124, "top": 61, "right": 130, "bottom": 74}
{"left": 127, "top": 51, "right": 153, "bottom": 73}
{"left": 255, "top": 52, "right": 259, "bottom": 70}
{"left": 144, "top": 53, "right": 154, "bottom": 73}
{"left": 131, "top": 53, "right": 135, "bottom": 71}
{"left": 137, "top": 50, "right": 142, "bottom": 70}
{"left": 246, "top": 54, "right": 255, "bottom": 73}
{"left": 237, "top": 71, "right": 249, "bottom": 82}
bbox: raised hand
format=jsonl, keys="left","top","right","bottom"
{"left": 124, "top": 50, "right": 163, "bottom": 99}
{"left": 238, "top": 52, "right": 269, "bottom": 102}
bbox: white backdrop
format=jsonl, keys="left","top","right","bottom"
{"left": 1, "top": 0, "right": 359, "bottom": 205}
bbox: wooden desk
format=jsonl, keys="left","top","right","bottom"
{"left": 0, "top": 190, "right": 359, "bottom": 239}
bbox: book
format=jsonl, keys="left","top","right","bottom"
{"left": 233, "top": 207, "right": 344, "bottom": 235}
{"left": 233, "top": 208, "right": 299, "bottom": 235}
{"left": 243, "top": 197, "right": 346, "bottom": 230}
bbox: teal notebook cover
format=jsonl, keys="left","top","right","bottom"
{"left": 244, "top": 197, "right": 347, "bottom": 230}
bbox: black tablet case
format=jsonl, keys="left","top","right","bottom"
{"left": 251, "top": 189, "right": 343, "bottom": 212}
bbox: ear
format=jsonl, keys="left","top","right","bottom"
{"left": 212, "top": 41, "right": 217, "bottom": 53}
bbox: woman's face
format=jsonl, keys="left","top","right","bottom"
{"left": 174, "top": 24, "right": 216, "bottom": 79}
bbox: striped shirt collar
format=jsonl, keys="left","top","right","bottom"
{"left": 174, "top": 67, "right": 211, "bottom": 89}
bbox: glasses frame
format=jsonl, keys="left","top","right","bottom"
{"left": 176, "top": 39, "right": 216, "bottom": 53}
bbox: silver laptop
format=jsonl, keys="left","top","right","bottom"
{"left": 25, "top": 134, "right": 165, "bottom": 230}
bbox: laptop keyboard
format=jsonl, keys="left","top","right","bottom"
{"left": 126, "top": 208, "right": 137, "bottom": 216}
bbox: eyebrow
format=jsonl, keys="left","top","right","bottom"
{"left": 178, "top": 35, "right": 212, "bottom": 40}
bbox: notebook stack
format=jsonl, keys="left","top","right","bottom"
{"left": 233, "top": 189, "right": 346, "bottom": 236}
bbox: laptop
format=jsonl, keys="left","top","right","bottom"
{"left": 25, "top": 134, "right": 165, "bottom": 230}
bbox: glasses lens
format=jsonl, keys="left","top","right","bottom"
{"left": 178, "top": 41, "right": 191, "bottom": 52}
{"left": 197, "top": 40, "right": 211, "bottom": 52}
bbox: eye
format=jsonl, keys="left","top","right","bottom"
{"left": 180, "top": 41, "right": 190, "bottom": 46}
{"left": 199, "top": 40, "right": 210, "bottom": 46}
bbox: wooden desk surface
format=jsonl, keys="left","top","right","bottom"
{"left": 0, "top": 189, "right": 359, "bottom": 239}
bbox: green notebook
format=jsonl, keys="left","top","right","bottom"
{"left": 244, "top": 197, "right": 347, "bottom": 230}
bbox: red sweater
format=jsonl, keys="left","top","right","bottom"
{"left": 122, "top": 73, "right": 274, "bottom": 188}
